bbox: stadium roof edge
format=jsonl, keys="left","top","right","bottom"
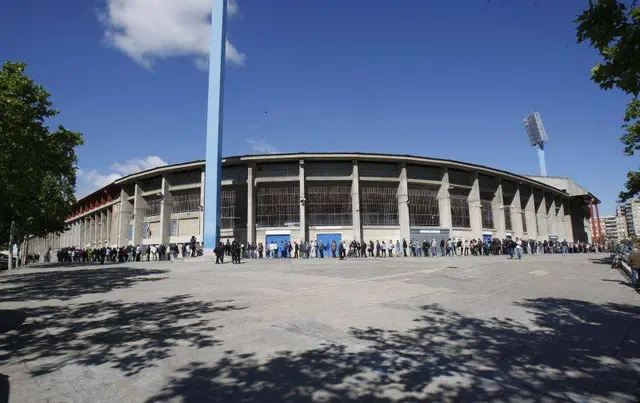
{"left": 75, "top": 152, "right": 580, "bottom": 205}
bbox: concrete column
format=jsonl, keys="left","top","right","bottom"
{"left": 438, "top": 168, "right": 452, "bottom": 228}
{"left": 564, "top": 199, "right": 574, "bottom": 242}
{"left": 511, "top": 187, "right": 523, "bottom": 238}
{"left": 95, "top": 213, "right": 100, "bottom": 246}
{"left": 524, "top": 187, "right": 537, "bottom": 239}
{"left": 118, "top": 188, "right": 133, "bottom": 246}
{"left": 398, "top": 164, "right": 411, "bottom": 242}
{"left": 159, "top": 175, "right": 173, "bottom": 245}
{"left": 106, "top": 208, "right": 112, "bottom": 246}
{"left": 86, "top": 217, "right": 91, "bottom": 247}
{"left": 492, "top": 181, "right": 505, "bottom": 238}
{"left": 546, "top": 194, "right": 557, "bottom": 238}
{"left": 556, "top": 198, "right": 566, "bottom": 241}
{"left": 536, "top": 193, "right": 549, "bottom": 241}
{"left": 247, "top": 165, "right": 256, "bottom": 244}
{"left": 299, "top": 160, "right": 307, "bottom": 242}
{"left": 133, "top": 183, "right": 144, "bottom": 246}
{"left": 100, "top": 211, "right": 106, "bottom": 246}
{"left": 199, "top": 170, "right": 205, "bottom": 242}
{"left": 352, "top": 161, "right": 362, "bottom": 242}
{"left": 468, "top": 173, "right": 482, "bottom": 239}
{"left": 82, "top": 217, "right": 87, "bottom": 247}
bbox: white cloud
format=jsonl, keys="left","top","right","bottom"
{"left": 99, "top": 0, "right": 245, "bottom": 69}
{"left": 111, "top": 156, "right": 168, "bottom": 176}
{"left": 225, "top": 40, "right": 246, "bottom": 66}
{"left": 227, "top": 0, "right": 240, "bottom": 17}
{"left": 246, "top": 139, "right": 279, "bottom": 154}
{"left": 77, "top": 169, "right": 121, "bottom": 190}
{"left": 75, "top": 156, "right": 167, "bottom": 198}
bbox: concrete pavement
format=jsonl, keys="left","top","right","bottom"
{"left": 1, "top": 253, "right": 639, "bottom": 402}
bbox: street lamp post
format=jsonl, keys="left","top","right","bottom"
{"left": 203, "top": 0, "right": 227, "bottom": 251}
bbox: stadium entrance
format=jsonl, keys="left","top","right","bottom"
{"left": 316, "top": 233, "right": 342, "bottom": 258}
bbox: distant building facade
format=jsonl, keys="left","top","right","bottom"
{"left": 599, "top": 207, "right": 628, "bottom": 242}
{"left": 623, "top": 198, "right": 640, "bottom": 238}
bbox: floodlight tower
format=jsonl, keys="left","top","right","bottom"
{"left": 203, "top": 0, "right": 227, "bottom": 250}
{"left": 523, "top": 111, "right": 548, "bottom": 176}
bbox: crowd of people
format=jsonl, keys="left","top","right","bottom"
{"left": 50, "top": 236, "right": 203, "bottom": 264}
{"left": 213, "top": 237, "right": 606, "bottom": 262}
{"left": 40, "top": 235, "right": 608, "bottom": 265}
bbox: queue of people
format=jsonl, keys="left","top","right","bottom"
{"left": 49, "top": 235, "right": 204, "bottom": 264}
{"left": 39, "top": 235, "right": 606, "bottom": 266}
{"left": 228, "top": 237, "right": 605, "bottom": 261}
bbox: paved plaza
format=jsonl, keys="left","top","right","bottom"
{"left": 1, "top": 254, "right": 639, "bottom": 402}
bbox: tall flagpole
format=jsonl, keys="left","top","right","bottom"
{"left": 203, "top": 0, "right": 227, "bottom": 251}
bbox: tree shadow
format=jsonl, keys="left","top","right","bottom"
{"left": 0, "top": 267, "right": 169, "bottom": 302}
{"left": 0, "top": 310, "right": 26, "bottom": 334}
{"left": 146, "top": 298, "right": 640, "bottom": 402}
{"left": 0, "top": 373, "right": 7, "bottom": 403}
{"left": 0, "top": 295, "right": 246, "bottom": 377}
{"left": 25, "top": 261, "right": 122, "bottom": 269}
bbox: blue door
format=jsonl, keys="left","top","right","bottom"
{"left": 265, "top": 234, "right": 290, "bottom": 258}
{"left": 316, "top": 233, "right": 342, "bottom": 258}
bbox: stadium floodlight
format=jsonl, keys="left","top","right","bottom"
{"left": 523, "top": 111, "right": 548, "bottom": 176}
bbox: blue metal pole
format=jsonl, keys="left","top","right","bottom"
{"left": 203, "top": 0, "right": 227, "bottom": 250}
{"left": 537, "top": 144, "right": 547, "bottom": 176}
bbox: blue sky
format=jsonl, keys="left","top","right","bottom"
{"left": 0, "top": 0, "right": 633, "bottom": 214}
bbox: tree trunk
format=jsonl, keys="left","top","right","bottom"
{"left": 8, "top": 220, "right": 15, "bottom": 271}
{"left": 22, "top": 235, "right": 28, "bottom": 266}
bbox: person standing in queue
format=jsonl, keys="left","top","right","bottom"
{"left": 231, "top": 240, "right": 240, "bottom": 264}
{"left": 214, "top": 242, "right": 223, "bottom": 264}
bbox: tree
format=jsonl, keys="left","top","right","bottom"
{"left": 575, "top": 0, "right": 640, "bottom": 201}
{"left": 0, "top": 61, "right": 84, "bottom": 258}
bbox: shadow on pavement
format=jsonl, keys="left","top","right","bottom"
{"left": 0, "top": 373, "right": 7, "bottom": 403}
{"left": 0, "top": 310, "right": 26, "bottom": 334}
{"left": 0, "top": 309, "right": 27, "bottom": 334}
{"left": 23, "top": 261, "right": 125, "bottom": 269}
{"left": 589, "top": 257, "right": 613, "bottom": 265}
{"left": 146, "top": 298, "right": 640, "bottom": 402}
{"left": 0, "top": 267, "right": 169, "bottom": 302}
{"left": 0, "top": 295, "right": 246, "bottom": 376}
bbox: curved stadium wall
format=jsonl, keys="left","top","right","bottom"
{"left": 26, "top": 153, "right": 597, "bottom": 254}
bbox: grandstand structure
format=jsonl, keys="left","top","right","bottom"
{"left": 24, "top": 153, "right": 600, "bottom": 255}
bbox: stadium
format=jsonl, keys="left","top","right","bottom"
{"left": 25, "top": 153, "right": 601, "bottom": 255}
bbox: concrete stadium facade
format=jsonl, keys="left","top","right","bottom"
{"left": 26, "top": 153, "right": 600, "bottom": 255}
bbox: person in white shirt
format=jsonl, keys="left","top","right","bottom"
{"left": 516, "top": 238, "right": 523, "bottom": 260}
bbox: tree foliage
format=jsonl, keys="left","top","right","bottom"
{"left": 575, "top": 0, "right": 640, "bottom": 201}
{"left": 0, "top": 61, "right": 83, "bottom": 242}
